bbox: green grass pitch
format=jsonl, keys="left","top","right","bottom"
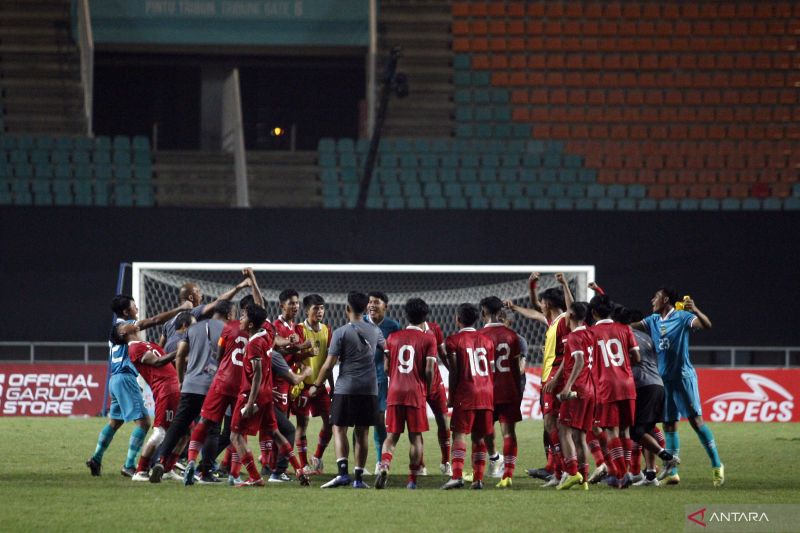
{"left": 0, "top": 418, "right": 797, "bottom": 532}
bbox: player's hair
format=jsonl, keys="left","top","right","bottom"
{"left": 656, "top": 287, "right": 679, "bottom": 305}
{"left": 404, "top": 298, "right": 430, "bottom": 325}
{"left": 479, "top": 296, "right": 504, "bottom": 317}
{"left": 590, "top": 294, "right": 614, "bottom": 319}
{"left": 244, "top": 304, "right": 268, "bottom": 329}
{"left": 368, "top": 291, "right": 389, "bottom": 304}
{"left": 278, "top": 288, "right": 299, "bottom": 304}
{"left": 175, "top": 311, "right": 194, "bottom": 330}
{"left": 213, "top": 300, "right": 233, "bottom": 318}
{"left": 347, "top": 291, "right": 369, "bottom": 314}
{"left": 570, "top": 301, "right": 590, "bottom": 323}
{"left": 239, "top": 294, "right": 255, "bottom": 310}
{"left": 539, "top": 288, "right": 565, "bottom": 311}
{"left": 457, "top": 303, "right": 480, "bottom": 327}
{"left": 109, "top": 323, "right": 126, "bottom": 345}
{"left": 611, "top": 304, "right": 627, "bottom": 323}
{"left": 303, "top": 293, "right": 325, "bottom": 309}
{"left": 111, "top": 294, "right": 134, "bottom": 317}
{"left": 179, "top": 282, "right": 198, "bottom": 301}
{"left": 614, "top": 307, "right": 645, "bottom": 325}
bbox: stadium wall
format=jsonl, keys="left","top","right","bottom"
{"left": 0, "top": 206, "right": 797, "bottom": 345}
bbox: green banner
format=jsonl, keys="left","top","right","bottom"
{"left": 88, "top": 0, "right": 369, "bottom": 47}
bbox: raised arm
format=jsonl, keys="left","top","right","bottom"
{"left": 244, "top": 267, "right": 264, "bottom": 308}
{"left": 528, "top": 272, "right": 543, "bottom": 312}
{"left": 555, "top": 273, "right": 574, "bottom": 310}
{"left": 504, "top": 300, "right": 548, "bottom": 326}
{"left": 684, "top": 298, "right": 712, "bottom": 330}
{"left": 139, "top": 348, "right": 177, "bottom": 367}
{"left": 137, "top": 300, "right": 193, "bottom": 330}
{"left": 199, "top": 277, "right": 251, "bottom": 316}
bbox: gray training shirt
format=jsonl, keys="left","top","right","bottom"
{"left": 181, "top": 318, "right": 224, "bottom": 395}
{"left": 163, "top": 305, "right": 206, "bottom": 352}
{"left": 328, "top": 320, "right": 385, "bottom": 396}
{"left": 632, "top": 329, "right": 663, "bottom": 388}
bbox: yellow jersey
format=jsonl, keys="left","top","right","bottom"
{"left": 541, "top": 312, "right": 569, "bottom": 382}
{"left": 299, "top": 320, "right": 330, "bottom": 385}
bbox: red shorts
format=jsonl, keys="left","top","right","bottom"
{"left": 558, "top": 398, "right": 595, "bottom": 432}
{"left": 541, "top": 389, "right": 561, "bottom": 416}
{"left": 494, "top": 402, "right": 522, "bottom": 424}
{"left": 153, "top": 391, "right": 180, "bottom": 429}
{"left": 450, "top": 407, "right": 493, "bottom": 436}
{"left": 272, "top": 387, "right": 290, "bottom": 414}
{"left": 426, "top": 382, "right": 448, "bottom": 415}
{"left": 231, "top": 397, "right": 278, "bottom": 436}
{"left": 596, "top": 399, "right": 636, "bottom": 429}
{"left": 291, "top": 386, "right": 332, "bottom": 418}
{"left": 386, "top": 404, "right": 429, "bottom": 434}
{"left": 200, "top": 386, "right": 237, "bottom": 424}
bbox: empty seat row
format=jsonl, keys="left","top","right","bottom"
{"left": 0, "top": 179, "right": 154, "bottom": 207}
{"left": 0, "top": 135, "right": 150, "bottom": 152}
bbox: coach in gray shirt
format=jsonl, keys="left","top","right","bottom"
{"left": 309, "top": 291, "right": 385, "bottom": 488}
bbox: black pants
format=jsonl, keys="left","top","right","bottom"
{"left": 154, "top": 393, "right": 205, "bottom": 464}
{"left": 274, "top": 406, "right": 296, "bottom": 473}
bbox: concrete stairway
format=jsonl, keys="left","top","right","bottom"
{"left": 378, "top": 0, "right": 454, "bottom": 138}
{"left": 0, "top": 0, "right": 86, "bottom": 135}
{"left": 248, "top": 150, "right": 322, "bottom": 208}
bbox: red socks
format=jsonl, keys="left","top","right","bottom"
{"left": 242, "top": 451, "right": 260, "bottom": 481}
{"left": 631, "top": 442, "right": 642, "bottom": 475}
{"left": 136, "top": 454, "right": 150, "bottom": 473}
{"left": 580, "top": 463, "right": 589, "bottom": 482}
{"left": 654, "top": 426, "right": 666, "bottom": 448}
{"left": 314, "top": 427, "right": 332, "bottom": 460}
{"left": 451, "top": 441, "right": 467, "bottom": 479}
{"left": 587, "top": 435, "right": 605, "bottom": 466}
{"left": 230, "top": 450, "right": 242, "bottom": 478}
{"left": 438, "top": 427, "right": 451, "bottom": 464}
{"left": 259, "top": 438, "right": 273, "bottom": 468}
{"left": 564, "top": 454, "right": 579, "bottom": 476}
{"left": 472, "top": 441, "right": 487, "bottom": 482}
{"left": 187, "top": 422, "right": 209, "bottom": 463}
{"left": 279, "top": 442, "right": 303, "bottom": 473}
{"left": 608, "top": 437, "right": 627, "bottom": 478}
{"left": 623, "top": 438, "right": 633, "bottom": 472}
{"left": 381, "top": 452, "right": 393, "bottom": 470}
{"left": 408, "top": 463, "right": 419, "bottom": 484}
{"left": 502, "top": 435, "right": 517, "bottom": 478}
{"left": 549, "top": 429, "right": 564, "bottom": 477}
{"left": 162, "top": 452, "right": 179, "bottom": 472}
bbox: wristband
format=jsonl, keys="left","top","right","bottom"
{"left": 529, "top": 279, "right": 538, "bottom": 290}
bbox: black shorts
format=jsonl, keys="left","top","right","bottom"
{"left": 331, "top": 394, "right": 378, "bottom": 427}
{"left": 634, "top": 384, "right": 665, "bottom": 428}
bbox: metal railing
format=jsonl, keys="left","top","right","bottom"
{"left": 76, "top": 0, "right": 94, "bottom": 136}
{"left": 0, "top": 342, "right": 107, "bottom": 364}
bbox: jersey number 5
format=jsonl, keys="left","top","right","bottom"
{"left": 467, "top": 347, "right": 490, "bottom": 377}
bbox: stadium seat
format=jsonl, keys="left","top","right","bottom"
{"left": 318, "top": 138, "right": 336, "bottom": 153}
{"left": 407, "top": 196, "right": 425, "bottom": 209}
{"left": 94, "top": 182, "right": 110, "bottom": 206}
{"left": 575, "top": 198, "right": 595, "bottom": 210}
{"left": 132, "top": 136, "right": 150, "bottom": 152}
{"left": 533, "top": 198, "right": 554, "bottom": 210}
{"left": 113, "top": 136, "right": 131, "bottom": 152}
{"left": 428, "top": 196, "right": 447, "bottom": 209}
{"left": 134, "top": 183, "right": 154, "bottom": 206}
{"left": 511, "top": 197, "right": 532, "bottom": 209}
{"left": 448, "top": 197, "right": 468, "bottom": 209}
{"left": 469, "top": 197, "right": 489, "bottom": 209}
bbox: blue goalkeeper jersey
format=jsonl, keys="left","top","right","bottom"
{"left": 365, "top": 315, "right": 401, "bottom": 381}
{"left": 643, "top": 309, "right": 698, "bottom": 381}
{"left": 109, "top": 318, "right": 138, "bottom": 376}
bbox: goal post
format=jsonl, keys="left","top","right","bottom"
{"left": 132, "top": 263, "right": 596, "bottom": 363}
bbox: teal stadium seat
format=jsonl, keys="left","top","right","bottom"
{"left": 638, "top": 199, "right": 658, "bottom": 210}
{"left": 526, "top": 184, "right": 545, "bottom": 197}
{"left": 617, "top": 198, "right": 637, "bottom": 210}
{"left": 660, "top": 199, "right": 679, "bottom": 210}
{"left": 444, "top": 183, "right": 463, "bottom": 198}
{"left": 112, "top": 136, "right": 130, "bottom": 152}
{"left": 533, "top": 198, "right": 553, "bottom": 210}
{"left": 629, "top": 185, "right": 647, "bottom": 199}
{"left": 134, "top": 183, "right": 154, "bottom": 206}
{"left": 545, "top": 184, "right": 565, "bottom": 198}
{"left": 382, "top": 182, "right": 401, "bottom": 197}
{"left": 386, "top": 197, "right": 405, "bottom": 209}
{"left": 464, "top": 183, "right": 482, "bottom": 197}
{"left": 424, "top": 183, "right": 442, "bottom": 197}
{"left": 72, "top": 149, "right": 90, "bottom": 164}
{"left": 403, "top": 183, "right": 422, "bottom": 197}
{"left": 428, "top": 197, "right": 447, "bottom": 209}
{"left": 132, "top": 136, "right": 150, "bottom": 152}
{"left": 679, "top": 199, "right": 700, "bottom": 210}
{"left": 94, "top": 136, "right": 111, "bottom": 151}
{"left": 318, "top": 153, "right": 336, "bottom": 167}
{"left": 597, "top": 198, "right": 616, "bottom": 210}
{"left": 95, "top": 164, "right": 112, "bottom": 181}
{"left": 762, "top": 198, "right": 781, "bottom": 210}
{"left": 407, "top": 196, "right": 425, "bottom": 209}
{"left": 469, "top": 197, "right": 489, "bottom": 209}
{"left": 318, "top": 138, "right": 335, "bottom": 153}
{"left": 741, "top": 198, "right": 760, "bottom": 210}
{"left": 608, "top": 185, "right": 626, "bottom": 198}
{"left": 784, "top": 198, "right": 800, "bottom": 210}
{"left": 566, "top": 185, "right": 585, "bottom": 198}
{"left": 490, "top": 197, "right": 510, "bottom": 209}
{"left": 94, "top": 151, "right": 111, "bottom": 165}
{"left": 454, "top": 55, "right": 470, "bottom": 70}
{"left": 701, "top": 199, "right": 720, "bottom": 210}
{"left": 575, "top": 198, "right": 595, "bottom": 210}
{"left": 30, "top": 149, "right": 49, "bottom": 164}
{"left": 340, "top": 152, "right": 356, "bottom": 168}
{"left": 337, "top": 138, "right": 355, "bottom": 153}
{"left": 448, "top": 197, "right": 468, "bottom": 209}
{"left": 31, "top": 179, "right": 52, "bottom": 205}
{"left": 504, "top": 183, "right": 523, "bottom": 197}
{"left": 498, "top": 169, "right": 517, "bottom": 182}
{"left": 478, "top": 168, "right": 495, "bottom": 183}
{"left": 554, "top": 198, "right": 573, "bottom": 210}
{"left": 94, "top": 182, "right": 110, "bottom": 206}
{"left": 439, "top": 168, "right": 458, "bottom": 183}
{"left": 459, "top": 168, "right": 478, "bottom": 182}
{"left": 412, "top": 139, "right": 430, "bottom": 153}
{"left": 511, "top": 197, "right": 531, "bottom": 209}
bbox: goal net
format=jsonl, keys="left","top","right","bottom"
{"left": 132, "top": 263, "right": 595, "bottom": 365}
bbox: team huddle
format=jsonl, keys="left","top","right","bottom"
{"left": 85, "top": 269, "right": 725, "bottom": 490}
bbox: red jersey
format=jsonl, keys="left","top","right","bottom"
{"left": 445, "top": 328, "right": 495, "bottom": 410}
{"left": 213, "top": 320, "right": 247, "bottom": 397}
{"left": 272, "top": 316, "right": 305, "bottom": 397}
{"left": 385, "top": 326, "right": 438, "bottom": 408}
{"left": 591, "top": 319, "right": 638, "bottom": 402}
{"left": 422, "top": 321, "right": 445, "bottom": 387}
{"left": 481, "top": 323, "right": 522, "bottom": 405}
{"left": 128, "top": 341, "right": 180, "bottom": 396}
{"left": 239, "top": 330, "right": 276, "bottom": 405}
{"left": 563, "top": 326, "right": 596, "bottom": 399}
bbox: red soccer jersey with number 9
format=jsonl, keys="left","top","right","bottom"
{"left": 214, "top": 320, "right": 248, "bottom": 397}
{"left": 445, "top": 328, "right": 495, "bottom": 410}
{"left": 591, "top": 319, "right": 638, "bottom": 402}
{"left": 385, "top": 326, "right": 438, "bottom": 408}
{"left": 240, "top": 330, "right": 276, "bottom": 405}
{"left": 563, "top": 326, "right": 596, "bottom": 399}
{"left": 481, "top": 323, "right": 522, "bottom": 405}
{"left": 128, "top": 341, "right": 180, "bottom": 397}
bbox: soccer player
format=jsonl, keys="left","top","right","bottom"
{"left": 613, "top": 306, "right": 680, "bottom": 487}
{"left": 441, "top": 304, "right": 495, "bottom": 490}
{"left": 148, "top": 300, "right": 234, "bottom": 484}
{"left": 590, "top": 294, "right": 639, "bottom": 489}
{"left": 365, "top": 291, "right": 401, "bottom": 473}
{"left": 555, "top": 302, "right": 595, "bottom": 491}
{"left": 229, "top": 304, "right": 309, "bottom": 487}
{"left": 113, "top": 328, "right": 181, "bottom": 482}
{"left": 632, "top": 288, "right": 722, "bottom": 487}
{"left": 270, "top": 288, "right": 313, "bottom": 481}
{"left": 296, "top": 294, "right": 334, "bottom": 474}
{"left": 479, "top": 296, "right": 522, "bottom": 488}
{"left": 85, "top": 295, "right": 190, "bottom": 477}
{"left": 375, "top": 298, "right": 437, "bottom": 490}
{"left": 310, "top": 292, "right": 385, "bottom": 489}
{"left": 420, "top": 318, "right": 452, "bottom": 476}
{"left": 505, "top": 272, "right": 572, "bottom": 485}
